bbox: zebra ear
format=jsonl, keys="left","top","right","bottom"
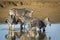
{"left": 44, "top": 17, "right": 51, "bottom": 26}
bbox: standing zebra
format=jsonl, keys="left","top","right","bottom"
{"left": 5, "top": 9, "right": 17, "bottom": 40}
{"left": 8, "top": 8, "right": 33, "bottom": 33}
{"left": 19, "top": 16, "right": 51, "bottom": 32}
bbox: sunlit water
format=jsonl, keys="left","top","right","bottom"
{"left": 0, "top": 24, "right": 60, "bottom": 40}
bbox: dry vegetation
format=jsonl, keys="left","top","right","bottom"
{"left": 0, "top": 1, "right": 60, "bottom": 23}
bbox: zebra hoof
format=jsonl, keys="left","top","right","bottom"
{"left": 43, "top": 29, "right": 45, "bottom": 32}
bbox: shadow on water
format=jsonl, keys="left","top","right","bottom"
{"left": 0, "top": 24, "right": 60, "bottom": 40}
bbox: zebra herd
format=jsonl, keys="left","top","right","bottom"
{"left": 5, "top": 8, "right": 51, "bottom": 40}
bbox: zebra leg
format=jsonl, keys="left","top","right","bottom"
{"left": 20, "top": 24, "right": 23, "bottom": 33}
{"left": 43, "top": 27, "right": 45, "bottom": 32}
{"left": 39, "top": 27, "right": 41, "bottom": 32}
{"left": 23, "top": 24, "right": 26, "bottom": 32}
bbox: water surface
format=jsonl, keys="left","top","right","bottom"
{"left": 0, "top": 24, "right": 60, "bottom": 40}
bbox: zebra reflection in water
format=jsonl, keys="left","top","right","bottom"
{"left": 20, "top": 27, "right": 51, "bottom": 40}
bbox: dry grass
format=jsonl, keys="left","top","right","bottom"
{"left": 0, "top": 1, "right": 60, "bottom": 23}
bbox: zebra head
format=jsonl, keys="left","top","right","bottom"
{"left": 44, "top": 17, "right": 51, "bottom": 26}
{"left": 9, "top": 8, "right": 16, "bottom": 16}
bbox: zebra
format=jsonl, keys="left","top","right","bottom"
{"left": 7, "top": 8, "right": 33, "bottom": 34}
{"left": 5, "top": 9, "right": 17, "bottom": 40}
{"left": 19, "top": 16, "right": 51, "bottom": 32}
